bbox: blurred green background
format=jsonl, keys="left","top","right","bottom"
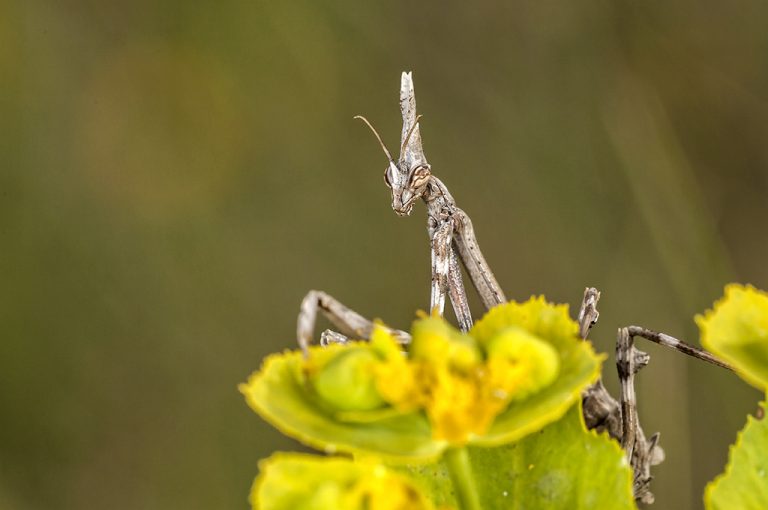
{"left": 2, "top": 1, "right": 767, "bottom": 508}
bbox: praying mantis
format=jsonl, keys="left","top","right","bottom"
{"left": 296, "top": 71, "right": 732, "bottom": 504}
{"left": 297, "top": 72, "right": 503, "bottom": 352}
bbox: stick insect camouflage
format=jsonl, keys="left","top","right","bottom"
{"left": 296, "top": 72, "right": 733, "bottom": 504}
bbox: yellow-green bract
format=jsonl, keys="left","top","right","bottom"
{"left": 696, "top": 284, "right": 768, "bottom": 391}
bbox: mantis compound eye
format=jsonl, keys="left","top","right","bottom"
{"left": 410, "top": 165, "right": 431, "bottom": 188}
{"left": 384, "top": 162, "right": 397, "bottom": 188}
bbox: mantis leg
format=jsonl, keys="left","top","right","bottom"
{"left": 615, "top": 327, "right": 664, "bottom": 505}
{"left": 616, "top": 325, "right": 732, "bottom": 454}
{"left": 430, "top": 218, "right": 473, "bottom": 331}
{"left": 429, "top": 220, "right": 453, "bottom": 318}
{"left": 447, "top": 246, "right": 473, "bottom": 332}
{"left": 625, "top": 326, "right": 732, "bottom": 370}
{"left": 451, "top": 207, "right": 507, "bottom": 309}
{"left": 579, "top": 288, "right": 622, "bottom": 439}
{"left": 579, "top": 287, "right": 730, "bottom": 503}
{"left": 615, "top": 327, "right": 728, "bottom": 503}
{"left": 297, "top": 290, "right": 410, "bottom": 356}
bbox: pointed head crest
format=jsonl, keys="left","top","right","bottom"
{"left": 355, "top": 72, "right": 432, "bottom": 217}
{"left": 399, "top": 72, "right": 429, "bottom": 170}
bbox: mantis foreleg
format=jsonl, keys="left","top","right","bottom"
{"left": 430, "top": 216, "right": 473, "bottom": 332}
{"left": 297, "top": 290, "right": 410, "bottom": 356}
{"left": 452, "top": 208, "right": 506, "bottom": 309}
{"left": 447, "top": 247, "right": 473, "bottom": 332}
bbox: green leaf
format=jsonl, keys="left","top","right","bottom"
{"left": 404, "top": 404, "right": 636, "bottom": 509}
{"left": 240, "top": 350, "right": 446, "bottom": 462}
{"left": 705, "top": 401, "right": 768, "bottom": 510}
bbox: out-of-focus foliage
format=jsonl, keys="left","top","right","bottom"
{"left": 3, "top": 1, "right": 768, "bottom": 509}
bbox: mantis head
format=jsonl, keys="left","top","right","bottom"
{"left": 355, "top": 72, "right": 432, "bottom": 217}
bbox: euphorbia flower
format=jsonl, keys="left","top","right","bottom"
{"left": 240, "top": 296, "right": 602, "bottom": 460}
{"left": 371, "top": 313, "right": 561, "bottom": 443}
{"left": 252, "top": 453, "right": 437, "bottom": 510}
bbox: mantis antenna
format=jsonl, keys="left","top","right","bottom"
{"left": 353, "top": 115, "right": 394, "bottom": 162}
{"left": 400, "top": 114, "right": 423, "bottom": 157}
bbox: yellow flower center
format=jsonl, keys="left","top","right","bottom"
{"left": 372, "top": 315, "right": 561, "bottom": 444}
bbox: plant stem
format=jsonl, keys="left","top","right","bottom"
{"left": 444, "top": 446, "right": 482, "bottom": 510}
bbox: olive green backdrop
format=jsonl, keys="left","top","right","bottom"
{"left": 2, "top": 1, "right": 767, "bottom": 509}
